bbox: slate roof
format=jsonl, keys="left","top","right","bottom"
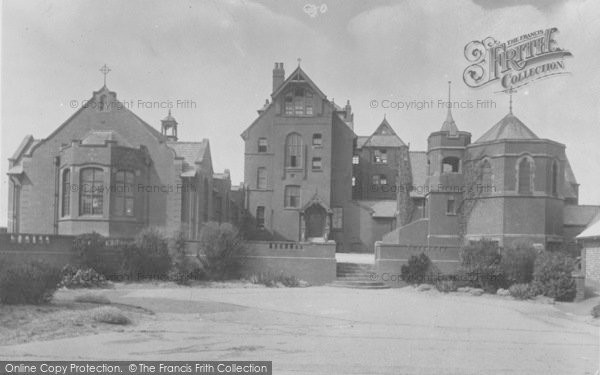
{"left": 356, "top": 200, "right": 397, "bottom": 218}
{"left": 409, "top": 151, "right": 428, "bottom": 197}
{"left": 360, "top": 118, "right": 406, "bottom": 148}
{"left": 356, "top": 136, "right": 369, "bottom": 149}
{"left": 167, "top": 140, "right": 209, "bottom": 175}
{"left": 563, "top": 205, "right": 600, "bottom": 226}
{"left": 81, "top": 130, "right": 133, "bottom": 148}
{"left": 577, "top": 213, "right": 600, "bottom": 239}
{"left": 475, "top": 113, "right": 538, "bottom": 143}
{"left": 440, "top": 109, "right": 459, "bottom": 135}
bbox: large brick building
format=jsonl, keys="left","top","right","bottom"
{"left": 243, "top": 63, "right": 598, "bottom": 252}
{"left": 7, "top": 84, "right": 240, "bottom": 238}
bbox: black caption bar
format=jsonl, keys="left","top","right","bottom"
{"left": 0, "top": 362, "right": 272, "bottom": 375}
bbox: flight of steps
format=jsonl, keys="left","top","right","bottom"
{"left": 329, "top": 262, "right": 390, "bottom": 289}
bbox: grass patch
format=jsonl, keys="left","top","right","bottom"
{"left": 90, "top": 306, "right": 131, "bottom": 325}
{"left": 74, "top": 293, "right": 111, "bottom": 305}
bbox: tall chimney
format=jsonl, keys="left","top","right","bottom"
{"left": 272, "top": 62, "right": 285, "bottom": 92}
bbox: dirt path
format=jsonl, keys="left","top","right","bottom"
{"left": 1, "top": 286, "right": 598, "bottom": 375}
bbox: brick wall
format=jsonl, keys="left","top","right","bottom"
{"left": 375, "top": 241, "right": 461, "bottom": 287}
{"left": 581, "top": 239, "right": 600, "bottom": 289}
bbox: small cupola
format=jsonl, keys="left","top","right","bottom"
{"left": 161, "top": 109, "right": 178, "bottom": 141}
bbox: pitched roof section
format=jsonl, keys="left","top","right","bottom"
{"left": 167, "top": 139, "right": 210, "bottom": 176}
{"left": 362, "top": 118, "right": 406, "bottom": 148}
{"left": 355, "top": 200, "right": 397, "bottom": 218}
{"left": 564, "top": 205, "right": 600, "bottom": 226}
{"left": 475, "top": 113, "right": 539, "bottom": 143}
{"left": 577, "top": 213, "right": 600, "bottom": 239}
{"left": 356, "top": 136, "right": 369, "bottom": 149}
{"left": 81, "top": 130, "right": 133, "bottom": 148}
{"left": 271, "top": 66, "right": 327, "bottom": 100}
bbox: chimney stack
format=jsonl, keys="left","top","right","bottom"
{"left": 272, "top": 62, "right": 285, "bottom": 92}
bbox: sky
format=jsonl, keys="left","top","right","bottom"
{"left": 1, "top": 0, "right": 599, "bottom": 225}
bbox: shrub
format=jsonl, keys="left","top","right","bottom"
{"left": 401, "top": 253, "right": 436, "bottom": 285}
{"left": 532, "top": 252, "right": 576, "bottom": 302}
{"left": 60, "top": 265, "right": 108, "bottom": 289}
{"left": 90, "top": 306, "right": 131, "bottom": 325}
{"left": 501, "top": 243, "right": 537, "bottom": 286}
{"left": 248, "top": 272, "right": 301, "bottom": 287}
{"left": 460, "top": 239, "right": 505, "bottom": 292}
{"left": 508, "top": 283, "right": 536, "bottom": 300}
{"left": 74, "top": 232, "right": 123, "bottom": 280}
{"left": 0, "top": 260, "right": 62, "bottom": 305}
{"left": 592, "top": 304, "right": 600, "bottom": 319}
{"left": 122, "top": 228, "right": 172, "bottom": 281}
{"left": 435, "top": 279, "right": 458, "bottom": 293}
{"left": 168, "top": 230, "right": 196, "bottom": 285}
{"left": 198, "top": 222, "right": 246, "bottom": 280}
{"left": 74, "top": 293, "right": 111, "bottom": 304}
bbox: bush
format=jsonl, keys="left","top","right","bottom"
{"left": 0, "top": 260, "right": 62, "bottom": 305}
{"left": 248, "top": 272, "right": 301, "bottom": 287}
{"left": 74, "top": 232, "right": 123, "bottom": 280}
{"left": 60, "top": 265, "right": 108, "bottom": 289}
{"left": 122, "top": 228, "right": 172, "bottom": 281}
{"left": 460, "top": 239, "right": 505, "bottom": 292}
{"left": 435, "top": 279, "right": 458, "bottom": 293}
{"left": 501, "top": 243, "right": 537, "bottom": 286}
{"left": 168, "top": 230, "right": 202, "bottom": 285}
{"left": 401, "top": 253, "right": 435, "bottom": 285}
{"left": 198, "top": 222, "right": 246, "bottom": 280}
{"left": 508, "top": 283, "right": 536, "bottom": 300}
{"left": 592, "top": 304, "right": 600, "bottom": 319}
{"left": 90, "top": 306, "right": 131, "bottom": 325}
{"left": 532, "top": 252, "right": 576, "bottom": 302}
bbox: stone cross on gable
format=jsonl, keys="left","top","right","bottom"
{"left": 99, "top": 64, "right": 111, "bottom": 86}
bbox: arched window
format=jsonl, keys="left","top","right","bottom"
{"left": 517, "top": 156, "right": 534, "bottom": 194}
{"left": 441, "top": 157, "right": 460, "bottom": 173}
{"left": 551, "top": 161, "right": 558, "bottom": 196}
{"left": 203, "top": 178, "right": 209, "bottom": 221}
{"left": 80, "top": 167, "right": 104, "bottom": 215}
{"left": 480, "top": 159, "right": 493, "bottom": 195}
{"left": 257, "top": 167, "right": 267, "bottom": 189}
{"left": 285, "top": 133, "right": 303, "bottom": 168}
{"left": 61, "top": 169, "right": 71, "bottom": 217}
{"left": 113, "top": 170, "right": 135, "bottom": 216}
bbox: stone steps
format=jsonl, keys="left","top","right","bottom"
{"left": 330, "top": 262, "right": 389, "bottom": 289}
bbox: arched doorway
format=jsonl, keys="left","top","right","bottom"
{"left": 305, "top": 203, "right": 326, "bottom": 239}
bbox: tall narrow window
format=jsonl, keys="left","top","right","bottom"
{"left": 258, "top": 138, "right": 268, "bottom": 153}
{"left": 372, "top": 175, "right": 380, "bottom": 185}
{"left": 99, "top": 95, "right": 107, "bottom": 111}
{"left": 80, "top": 167, "right": 104, "bottom": 215}
{"left": 480, "top": 159, "right": 493, "bottom": 196}
{"left": 312, "top": 133, "right": 322, "bottom": 146}
{"left": 284, "top": 185, "right": 301, "bottom": 208}
{"left": 61, "top": 169, "right": 71, "bottom": 217}
{"left": 203, "top": 178, "right": 209, "bottom": 221}
{"left": 285, "top": 133, "right": 303, "bottom": 168}
{"left": 551, "top": 161, "right": 558, "bottom": 196}
{"left": 447, "top": 196, "right": 456, "bottom": 214}
{"left": 257, "top": 167, "right": 267, "bottom": 189}
{"left": 518, "top": 157, "right": 533, "bottom": 194}
{"left": 113, "top": 170, "right": 135, "bottom": 216}
{"left": 256, "top": 206, "right": 265, "bottom": 229}
{"left": 352, "top": 155, "right": 359, "bottom": 165}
